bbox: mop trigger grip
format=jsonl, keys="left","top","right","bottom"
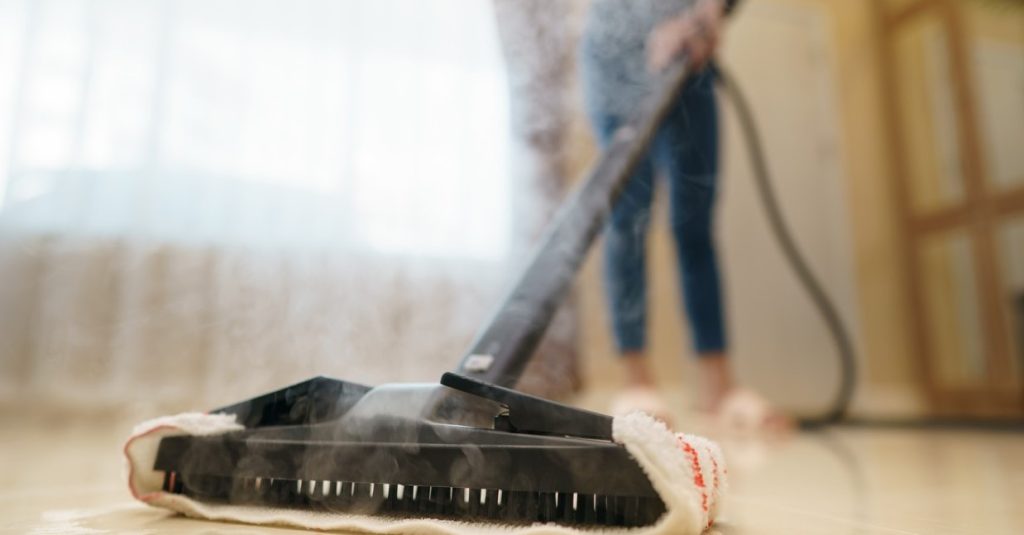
{"left": 441, "top": 372, "right": 613, "bottom": 440}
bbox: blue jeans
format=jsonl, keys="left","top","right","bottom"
{"left": 588, "top": 69, "right": 726, "bottom": 356}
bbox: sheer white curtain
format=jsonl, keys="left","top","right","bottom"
{"left": 0, "top": 0, "right": 516, "bottom": 410}
{"left": 0, "top": 0, "right": 509, "bottom": 257}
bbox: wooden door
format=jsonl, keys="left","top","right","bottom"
{"left": 877, "top": 0, "right": 1024, "bottom": 416}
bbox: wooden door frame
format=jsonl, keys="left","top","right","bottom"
{"left": 874, "top": 0, "right": 1024, "bottom": 416}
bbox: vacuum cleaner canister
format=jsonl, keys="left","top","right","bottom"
{"left": 125, "top": 375, "right": 726, "bottom": 534}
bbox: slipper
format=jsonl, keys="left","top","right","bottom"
{"left": 709, "top": 388, "right": 793, "bottom": 436}
{"left": 609, "top": 387, "right": 676, "bottom": 427}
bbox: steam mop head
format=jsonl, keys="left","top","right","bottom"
{"left": 125, "top": 375, "right": 726, "bottom": 534}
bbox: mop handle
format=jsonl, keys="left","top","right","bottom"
{"left": 455, "top": 58, "right": 694, "bottom": 388}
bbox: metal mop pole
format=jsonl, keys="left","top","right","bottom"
{"left": 455, "top": 58, "right": 694, "bottom": 388}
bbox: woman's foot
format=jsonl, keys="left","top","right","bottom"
{"left": 696, "top": 354, "right": 792, "bottom": 434}
{"left": 609, "top": 386, "right": 675, "bottom": 426}
{"left": 694, "top": 353, "right": 734, "bottom": 413}
{"left": 621, "top": 351, "right": 656, "bottom": 388}
{"left": 610, "top": 353, "right": 675, "bottom": 426}
{"left": 713, "top": 388, "right": 793, "bottom": 435}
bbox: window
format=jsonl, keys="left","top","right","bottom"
{"left": 0, "top": 0, "right": 511, "bottom": 260}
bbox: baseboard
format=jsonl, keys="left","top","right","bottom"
{"left": 850, "top": 381, "right": 929, "bottom": 419}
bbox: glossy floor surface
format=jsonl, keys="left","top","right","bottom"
{"left": 2, "top": 409, "right": 1022, "bottom": 535}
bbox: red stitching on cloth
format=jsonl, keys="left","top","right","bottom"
{"left": 705, "top": 446, "right": 721, "bottom": 529}
{"left": 709, "top": 453, "right": 720, "bottom": 493}
{"left": 675, "top": 436, "right": 709, "bottom": 516}
{"left": 124, "top": 412, "right": 218, "bottom": 503}
{"left": 124, "top": 424, "right": 182, "bottom": 502}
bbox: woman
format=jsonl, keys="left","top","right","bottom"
{"left": 580, "top": 0, "right": 782, "bottom": 428}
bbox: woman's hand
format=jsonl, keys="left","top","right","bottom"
{"left": 646, "top": 0, "right": 726, "bottom": 73}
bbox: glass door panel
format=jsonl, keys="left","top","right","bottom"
{"left": 920, "top": 231, "right": 987, "bottom": 388}
{"left": 1000, "top": 216, "right": 1024, "bottom": 382}
{"left": 893, "top": 15, "right": 967, "bottom": 213}
{"left": 965, "top": 3, "right": 1024, "bottom": 191}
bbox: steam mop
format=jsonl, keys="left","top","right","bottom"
{"left": 124, "top": 56, "right": 727, "bottom": 533}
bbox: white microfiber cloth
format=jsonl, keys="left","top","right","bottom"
{"left": 124, "top": 411, "right": 726, "bottom": 534}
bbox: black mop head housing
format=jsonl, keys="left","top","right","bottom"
{"left": 154, "top": 375, "right": 667, "bottom": 527}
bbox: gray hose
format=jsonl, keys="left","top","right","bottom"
{"left": 714, "top": 63, "right": 856, "bottom": 427}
